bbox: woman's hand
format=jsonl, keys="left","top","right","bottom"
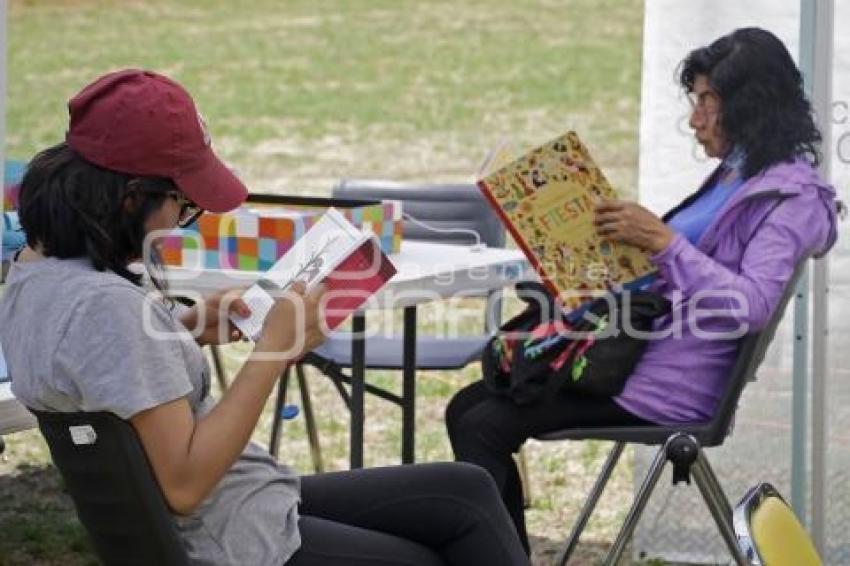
{"left": 181, "top": 289, "right": 251, "bottom": 346}
{"left": 593, "top": 199, "right": 674, "bottom": 254}
{"left": 255, "top": 281, "right": 327, "bottom": 361}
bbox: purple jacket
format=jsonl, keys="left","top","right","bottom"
{"left": 614, "top": 158, "right": 839, "bottom": 424}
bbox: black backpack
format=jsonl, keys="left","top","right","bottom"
{"left": 482, "top": 281, "right": 671, "bottom": 405}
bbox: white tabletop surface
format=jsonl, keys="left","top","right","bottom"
{"left": 165, "top": 240, "right": 533, "bottom": 309}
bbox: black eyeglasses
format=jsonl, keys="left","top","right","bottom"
{"left": 168, "top": 192, "right": 205, "bottom": 227}
{"left": 686, "top": 89, "right": 721, "bottom": 117}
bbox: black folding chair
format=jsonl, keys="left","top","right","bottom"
{"left": 268, "top": 179, "right": 507, "bottom": 468}
{"left": 31, "top": 409, "right": 190, "bottom": 566}
{"left": 536, "top": 260, "right": 808, "bottom": 566}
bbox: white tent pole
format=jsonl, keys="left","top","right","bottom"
{"left": 790, "top": 263, "right": 809, "bottom": 519}
{"left": 791, "top": 0, "right": 815, "bottom": 524}
{"left": 798, "top": 0, "right": 834, "bottom": 552}
{"left": 806, "top": 0, "right": 834, "bottom": 554}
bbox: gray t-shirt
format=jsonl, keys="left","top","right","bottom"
{"left": 0, "top": 256, "right": 301, "bottom": 565}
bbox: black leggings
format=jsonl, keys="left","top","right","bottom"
{"left": 286, "top": 461, "right": 529, "bottom": 565}
{"left": 445, "top": 381, "right": 649, "bottom": 552}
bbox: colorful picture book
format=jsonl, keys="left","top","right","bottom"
{"left": 230, "top": 208, "right": 397, "bottom": 341}
{"left": 477, "top": 131, "right": 655, "bottom": 311}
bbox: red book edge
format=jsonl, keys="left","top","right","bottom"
{"left": 321, "top": 237, "right": 397, "bottom": 330}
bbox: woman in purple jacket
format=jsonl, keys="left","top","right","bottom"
{"left": 445, "top": 27, "right": 840, "bottom": 552}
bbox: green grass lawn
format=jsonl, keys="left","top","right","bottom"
{"left": 2, "top": 1, "right": 652, "bottom": 564}
{"left": 7, "top": 0, "right": 643, "bottom": 197}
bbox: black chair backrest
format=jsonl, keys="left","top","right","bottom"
{"left": 698, "top": 258, "right": 809, "bottom": 446}
{"left": 31, "top": 409, "right": 189, "bottom": 566}
{"left": 333, "top": 179, "right": 506, "bottom": 248}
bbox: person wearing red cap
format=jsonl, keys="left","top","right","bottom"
{"left": 65, "top": 69, "right": 248, "bottom": 215}
{"left": 0, "top": 69, "right": 528, "bottom": 565}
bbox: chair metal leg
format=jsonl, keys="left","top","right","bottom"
{"left": 269, "top": 366, "right": 291, "bottom": 459}
{"left": 305, "top": 354, "right": 403, "bottom": 405}
{"left": 303, "top": 353, "right": 352, "bottom": 409}
{"left": 515, "top": 447, "right": 532, "bottom": 509}
{"left": 693, "top": 449, "right": 734, "bottom": 524}
{"left": 350, "top": 314, "right": 366, "bottom": 469}
{"left": 691, "top": 455, "right": 749, "bottom": 566}
{"left": 401, "top": 306, "right": 417, "bottom": 464}
{"left": 295, "top": 364, "right": 324, "bottom": 474}
{"left": 604, "top": 440, "right": 670, "bottom": 565}
{"left": 556, "top": 441, "right": 625, "bottom": 566}
{"left": 209, "top": 345, "right": 228, "bottom": 392}
{"left": 485, "top": 289, "right": 504, "bottom": 332}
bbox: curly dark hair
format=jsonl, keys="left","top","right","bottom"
{"left": 18, "top": 142, "right": 176, "bottom": 286}
{"left": 679, "top": 27, "right": 822, "bottom": 179}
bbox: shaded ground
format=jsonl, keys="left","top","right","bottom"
{"left": 0, "top": 465, "right": 95, "bottom": 566}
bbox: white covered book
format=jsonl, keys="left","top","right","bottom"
{"left": 230, "top": 208, "right": 397, "bottom": 341}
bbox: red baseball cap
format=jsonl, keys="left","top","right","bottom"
{"left": 66, "top": 69, "right": 247, "bottom": 213}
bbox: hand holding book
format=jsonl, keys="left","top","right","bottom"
{"left": 180, "top": 288, "right": 253, "bottom": 346}
{"left": 593, "top": 200, "right": 674, "bottom": 254}
{"left": 253, "top": 281, "right": 329, "bottom": 361}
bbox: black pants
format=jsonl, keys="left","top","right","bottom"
{"left": 286, "top": 461, "right": 529, "bottom": 565}
{"left": 445, "top": 381, "right": 649, "bottom": 552}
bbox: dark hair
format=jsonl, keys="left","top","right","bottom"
{"left": 679, "top": 27, "right": 821, "bottom": 178}
{"left": 18, "top": 142, "right": 176, "bottom": 286}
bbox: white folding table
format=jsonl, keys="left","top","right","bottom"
{"left": 168, "top": 240, "right": 532, "bottom": 467}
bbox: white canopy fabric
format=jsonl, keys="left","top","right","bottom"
{"left": 636, "top": 0, "right": 848, "bottom": 563}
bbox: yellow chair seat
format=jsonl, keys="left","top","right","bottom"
{"left": 750, "top": 496, "right": 822, "bottom": 566}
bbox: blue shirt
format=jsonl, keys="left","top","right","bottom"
{"left": 666, "top": 146, "right": 746, "bottom": 245}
